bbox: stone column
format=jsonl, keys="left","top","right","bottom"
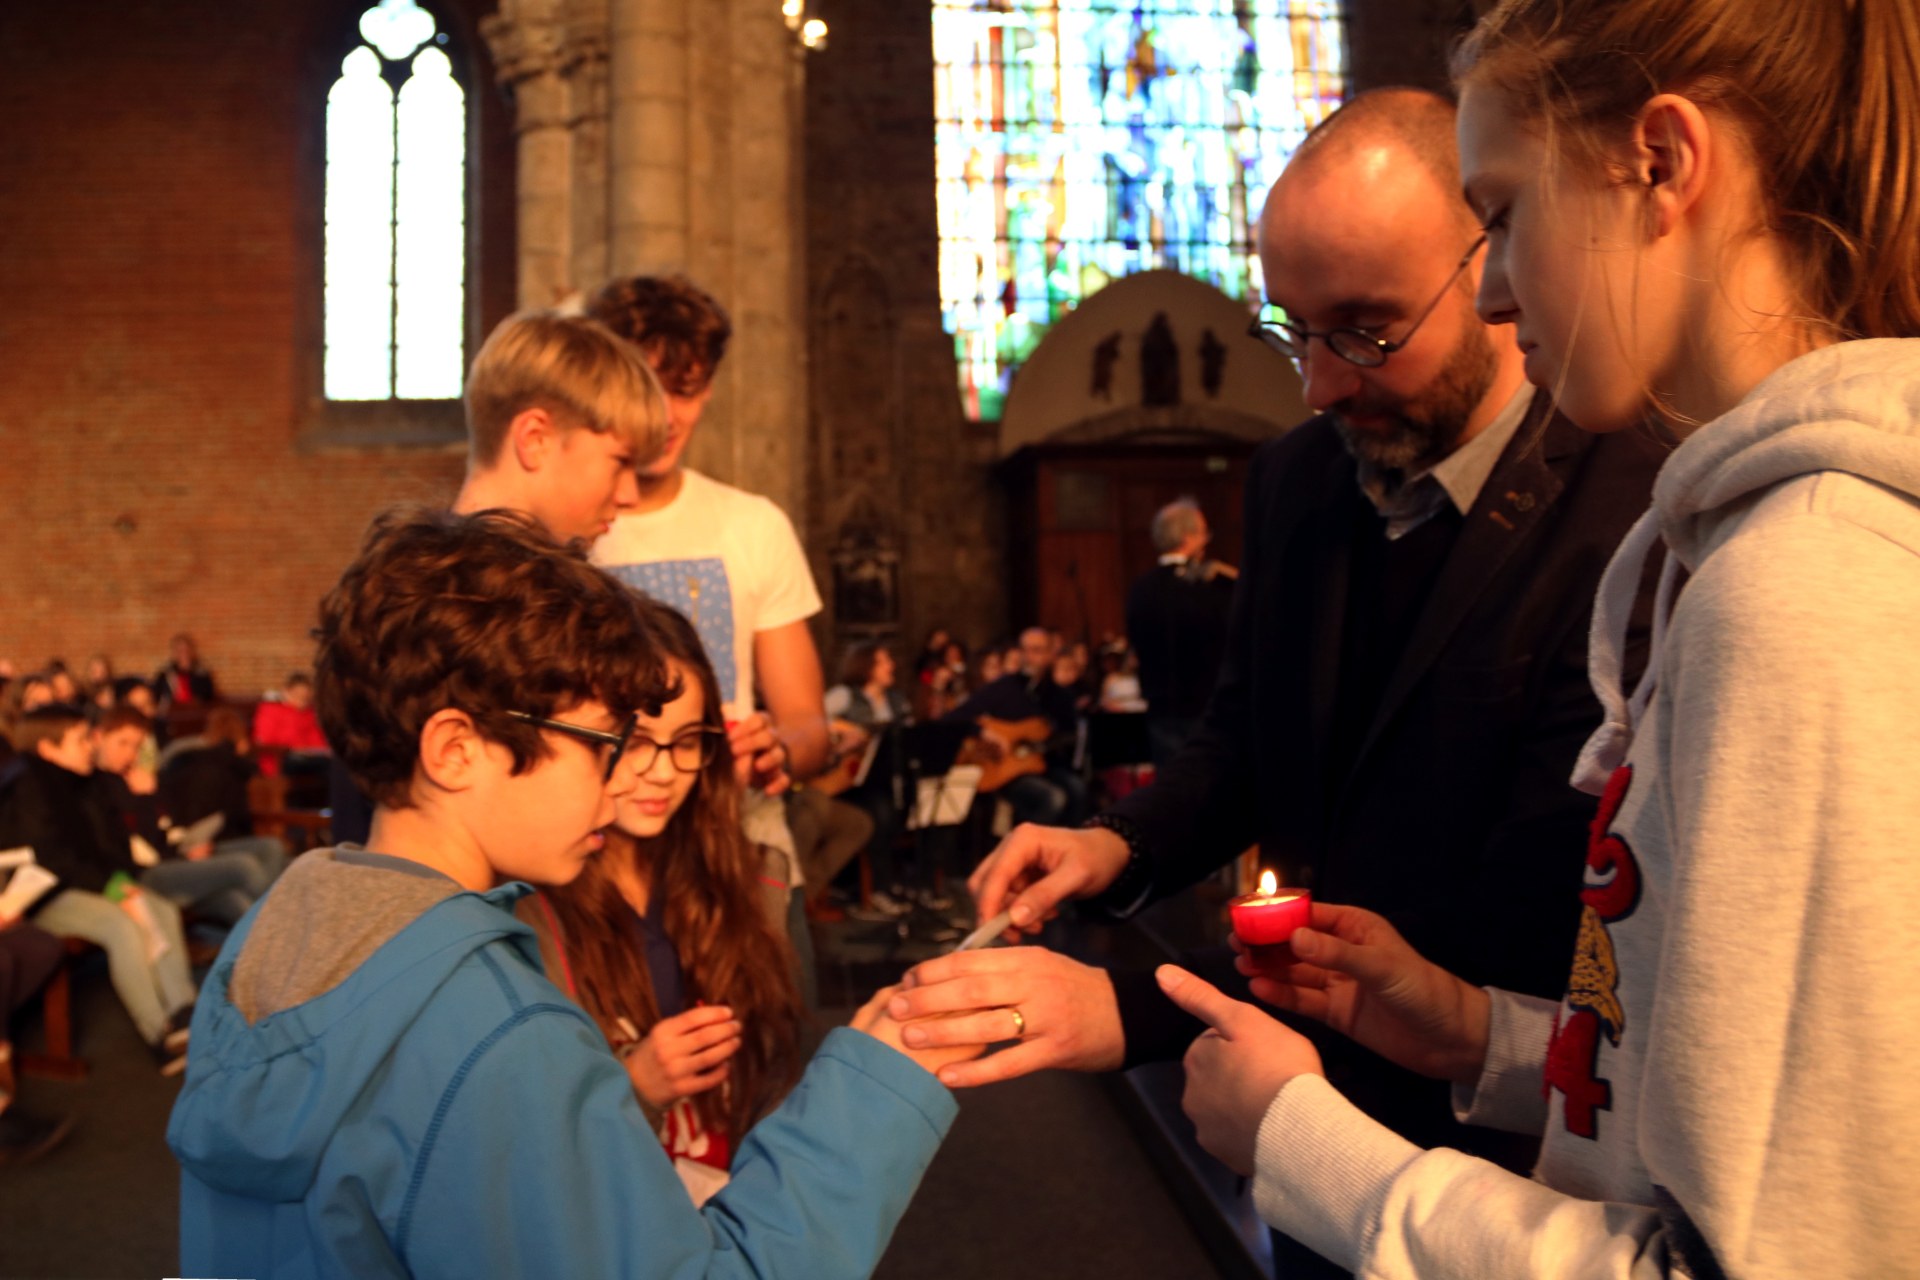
{"left": 607, "top": 0, "right": 690, "bottom": 272}
{"left": 709, "top": 0, "right": 806, "bottom": 514}
{"left": 601, "top": 0, "right": 809, "bottom": 518}
{"left": 483, "top": 0, "right": 617, "bottom": 306}
{"left": 492, "top": 0, "right": 811, "bottom": 518}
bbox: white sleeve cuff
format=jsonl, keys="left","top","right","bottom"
{"left": 1252, "top": 1073, "right": 1423, "bottom": 1274}
{"left": 1452, "top": 988, "right": 1558, "bottom": 1136}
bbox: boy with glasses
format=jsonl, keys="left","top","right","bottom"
{"left": 170, "top": 508, "right": 970, "bottom": 1277}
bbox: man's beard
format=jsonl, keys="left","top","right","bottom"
{"left": 1333, "top": 317, "right": 1501, "bottom": 481}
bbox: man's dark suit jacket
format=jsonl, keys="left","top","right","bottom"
{"left": 1106, "top": 392, "right": 1665, "bottom": 1160}
{"left": 1125, "top": 560, "right": 1235, "bottom": 721}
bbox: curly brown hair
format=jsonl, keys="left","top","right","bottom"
{"left": 538, "top": 599, "right": 803, "bottom": 1139}
{"left": 314, "top": 506, "right": 673, "bottom": 810}
{"left": 584, "top": 275, "right": 732, "bottom": 396}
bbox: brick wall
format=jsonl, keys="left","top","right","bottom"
{"left": 0, "top": 0, "right": 516, "bottom": 697}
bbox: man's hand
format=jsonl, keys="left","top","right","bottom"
{"left": 1233, "top": 902, "right": 1490, "bottom": 1086}
{"left": 620, "top": 1005, "right": 743, "bottom": 1109}
{"left": 886, "top": 947, "right": 1124, "bottom": 1088}
{"left": 851, "top": 983, "right": 985, "bottom": 1079}
{"left": 1158, "top": 965, "right": 1322, "bottom": 1176}
{"left": 727, "top": 712, "right": 791, "bottom": 797}
{"left": 184, "top": 843, "right": 214, "bottom": 862}
{"left": 125, "top": 766, "right": 158, "bottom": 795}
{"left": 967, "top": 824, "right": 1131, "bottom": 940}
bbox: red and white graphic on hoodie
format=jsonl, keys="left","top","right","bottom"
{"left": 1545, "top": 764, "right": 1643, "bottom": 1140}
{"left": 660, "top": 1096, "right": 732, "bottom": 1173}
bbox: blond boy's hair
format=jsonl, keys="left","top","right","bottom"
{"left": 463, "top": 310, "right": 667, "bottom": 467}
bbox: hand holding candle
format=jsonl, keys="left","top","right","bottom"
{"left": 1229, "top": 870, "right": 1310, "bottom": 946}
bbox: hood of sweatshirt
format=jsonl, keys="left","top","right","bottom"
{"left": 1654, "top": 338, "right": 1920, "bottom": 564}
{"left": 1573, "top": 339, "right": 1920, "bottom": 792}
{"left": 166, "top": 883, "right": 539, "bottom": 1202}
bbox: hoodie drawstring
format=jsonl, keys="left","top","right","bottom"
{"left": 1572, "top": 508, "right": 1679, "bottom": 795}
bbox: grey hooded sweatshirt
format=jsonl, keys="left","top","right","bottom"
{"left": 1245, "top": 339, "right": 1920, "bottom": 1279}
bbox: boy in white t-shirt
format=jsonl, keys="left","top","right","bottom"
{"left": 586, "top": 276, "right": 834, "bottom": 993}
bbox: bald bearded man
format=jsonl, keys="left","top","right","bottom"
{"left": 896, "top": 87, "right": 1666, "bottom": 1275}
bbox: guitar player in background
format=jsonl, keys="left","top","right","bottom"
{"left": 941, "top": 628, "right": 1088, "bottom": 831}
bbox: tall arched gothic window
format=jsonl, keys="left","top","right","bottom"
{"left": 325, "top": 0, "right": 467, "bottom": 401}
{"left": 934, "top": 0, "right": 1346, "bottom": 420}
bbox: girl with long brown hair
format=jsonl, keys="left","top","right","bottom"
{"left": 520, "top": 603, "right": 803, "bottom": 1202}
{"left": 1160, "top": 1, "right": 1920, "bottom": 1276}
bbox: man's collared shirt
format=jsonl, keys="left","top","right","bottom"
{"left": 1356, "top": 384, "right": 1535, "bottom": 540}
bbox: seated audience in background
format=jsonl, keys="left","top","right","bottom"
{"left": 0, "top": 704, "right": 194, "bottom": 1074}
{"left": 0, "top": 916, "right": 73, "bottom": 1162}
{"left": 151, "top": 633, "right": 217, "bottom": 721}
{"left": 168, "top": 507, "right": 967, "bottom": 1277}
{"left": 44, "top": 664, "right": 81, "bottom": 706}
{"left": 250, "top": 672, "right": 330, "bottom": 778}
{"left": 916, "top": 638, "right": 971, "bottom": 720}
{"left": 824, "top": 641, "right": 913, "bottom": 920}
{"left": 1, "top": 674, "right": 52, "bottom": 751}
{"left": 93, "top": 707, "right": 286, "bottom": 927}
{"left": 974, "top": 647, "right": 1005, "bottom": 687}
{"left": 943, "top": 627, "right": 1088, "bottom": 828}
{"left": 112, "top": 679, "right": 161, "bottom": 772}
{"left": 1052, "top": 644, "right": 1096, "bottom": 715}
{"left": 1097, "top": 642, "right": 1147, "bottom": 713}
{"left": 12, "top": 674, "right": 55, "bottom": 717}
{"left": 114, "top": 677, "right": 156, "bottom": 716}
{"left": 82, "top": 654, "right": 113, "bottom": 698}
{"left": 157, "top": 705, "right": 260, "bottom": 845}
{"left": 520, "top": 603, "right": 808, "bottom": 1205}
{"left": 913, "top": 628, "right": 952, "bottom": 685}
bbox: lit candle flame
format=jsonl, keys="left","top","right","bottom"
{"left": 1257, "top": 869, "right": 1278, "bottom": 896}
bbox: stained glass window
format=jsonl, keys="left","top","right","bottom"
{"left": 325, "top": 0, "right": 466, "bottom": 401}
{"left": 935, "top": 0, "right": 1345, "bottom": 420}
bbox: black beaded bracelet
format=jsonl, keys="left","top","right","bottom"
{"left": 1081, "top": 812, "right": 1154, "bottom": 916}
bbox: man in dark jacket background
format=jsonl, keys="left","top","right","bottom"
{"left": 1125, "top": 497, "right": 1237, "bottom": 766}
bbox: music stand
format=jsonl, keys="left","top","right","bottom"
{"left": 882, "top": 721, "right": 984, "bottom": 947}
{"left": 899, "top": 720, "right": 974, "bottom": 782}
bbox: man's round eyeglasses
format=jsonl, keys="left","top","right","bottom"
{"left": 506, "top": 710, "right": 639, "bottom": 782}
{"left": 1247, "top": 234, "right": 1487, "bottom": 370}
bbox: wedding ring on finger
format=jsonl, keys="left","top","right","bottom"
{"left": 1008, "top": 1006, "right": 1026, "bottom": 1038}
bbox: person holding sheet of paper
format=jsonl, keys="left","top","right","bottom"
{"left": 0, "top": 703, "right": 196, "bottom": 1074}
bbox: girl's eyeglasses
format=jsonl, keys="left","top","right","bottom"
{"left": 624, "top": 727, "right": 728, "bottom": 775}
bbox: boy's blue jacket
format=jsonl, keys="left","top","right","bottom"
{"left": 168, "top": 883, "right": 957, "bottom": 1278}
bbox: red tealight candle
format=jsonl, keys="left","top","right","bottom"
{"left": 1229, "top": 871, "right": 1311, "bottom": 946}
